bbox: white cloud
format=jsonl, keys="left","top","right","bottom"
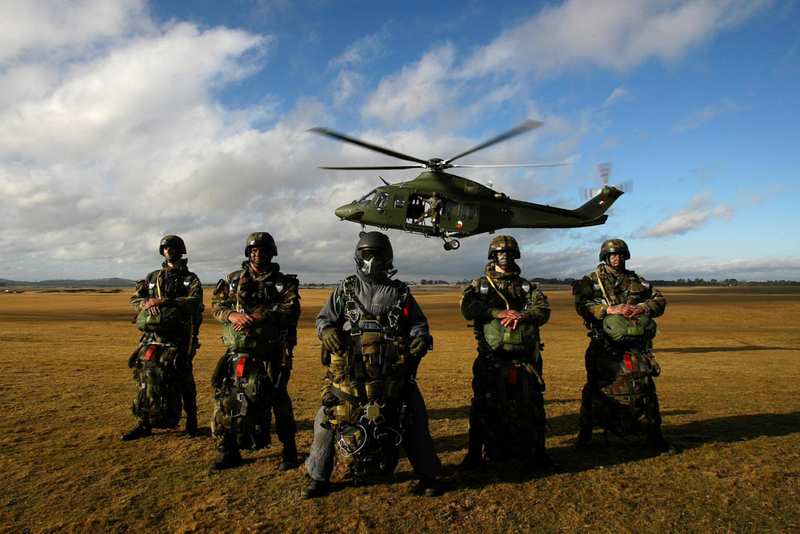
{"left": 632, "top": 254, "right": 800, "bottom": 281}
{"left": 0, "top": 0, "right": 150, "bottom": 64}
{"left": 602, "top": 86, "right": 631, "bottom": 107}
{"left": 641, "top": 190, "right": 735, "bottom": 237}
{"left": 362, "top": 44, "right": 456, "bottom": 124}
{"left": 672, "top": 98, "right": 745, "bottom": 133}
{"left": 327, "top": 28, "right": 389, "bottom": 70}
{"left": 461, "top": 0, "right": 771, "bottom": 77}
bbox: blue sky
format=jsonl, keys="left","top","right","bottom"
{"left": 1, "top": 0, "right": 798, "bottom": 283}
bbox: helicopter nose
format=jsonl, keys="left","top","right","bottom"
{"left": 335, "top": 203, "right": 362, "bottom": 220}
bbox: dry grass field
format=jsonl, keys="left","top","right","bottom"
{"left": 1, "top": 286, "right": 799, "bottom": 533}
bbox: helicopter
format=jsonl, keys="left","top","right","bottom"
{"left": 311, "top": 120, "right": 624, "bottom": 250}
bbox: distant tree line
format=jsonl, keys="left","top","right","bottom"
{"left": 302, "top": 278, "right": 799, "bottom": 287}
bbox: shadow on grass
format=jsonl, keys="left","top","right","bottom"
{"left": 659, "top": 346, "right": 800, "bottom": 353}
{"left": 440, "top": 410, "right": 800, "bottom": 491}
{"left": 427, "top": 398, "right": 582, "bottom": 422}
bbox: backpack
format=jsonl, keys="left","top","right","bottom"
{"left": 129, "top": 343, "right": 183, "bottom": 429}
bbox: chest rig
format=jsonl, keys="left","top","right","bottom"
{"left": 340, "top": 276, "right": 409, "bottom": 398}
{"left": 147, "top": 268, "right": 192, "bottom": 300}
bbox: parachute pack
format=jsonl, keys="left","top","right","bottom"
{"left": 591, "top": 346, "right": 662, "bottom": 438}
{"left": 472, "top": 352, "right": 546, "bottom": 461}
{"left": 210, "top": 352, "right": 283, "bottom": 450}
{"left": 128, "top": 343, "right": 183, "bottom": 429}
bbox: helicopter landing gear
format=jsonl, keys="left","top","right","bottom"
{"left": 359, "top": 226, "right": 367, "bottom": 238}
{"left": 442, "top": 238, "right": 460, "bottom": 251}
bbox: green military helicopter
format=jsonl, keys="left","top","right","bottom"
{"left": 311, "top": 120, "right": 624, "bottom": 250}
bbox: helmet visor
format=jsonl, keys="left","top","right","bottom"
{"left": 357, "top": 248, "right": 392, "bottom": 262}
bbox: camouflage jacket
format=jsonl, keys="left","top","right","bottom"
{"left": 573, "top": 263, "right": 666, "bottom": 328}
{"left": 131, "top": 259, "right": 203, "bottom": 318}
{"left": 460, "top": 262, "right": 551, "bottom": 326}
{"left": 211, "top": 261, "right": 300, "bottom": 329}
{"left": 316, "top": 271, "right": 429, "bottom": 340}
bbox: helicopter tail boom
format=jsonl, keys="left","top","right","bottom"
{"left": 574, "top": 185, "right": 624, "bottom": 220}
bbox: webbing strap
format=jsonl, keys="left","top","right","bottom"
{"left": 329, "top": 385, "right": 361, "bottom": 405}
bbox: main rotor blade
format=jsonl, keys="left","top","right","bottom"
{"left": 444, "top": 119, "right": 543, "bottom": 165}
{"left": 319, "top": 165, "right": 424, "bottom": 170}
{"left": 452, "top": 162, "right": 571, "bottom": 168}
{"left": 309, "top": 127, "right": 429, "bottom": 166}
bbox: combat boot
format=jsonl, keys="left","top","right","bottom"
{"left": 524, "top": 449, "right": 562, "bottom": 472}
{"left": 457, "top": 451, "right": 484, "bottom": 471}
{"left": 414, "top": 478, "right": 444, "bottom": 497}
{"left": 301, "top": 479, "right": 330, "bottom": 499}
{"left": 277, "top": 440, "right": 298, "bottom": 471}
{"left": 648, "top": 429, "right": 678, "bottom": 455}
{"left": 121, "top": 423, "right": 152, "bottom": 441}
{"left": 184, "top": 411, "right": 198, "bottom": 439}
{"left": 572, "top": 428, "right": 593, "bottom": 451}
{"left": 209, "top": 449, "right": 243, "bottom": 471}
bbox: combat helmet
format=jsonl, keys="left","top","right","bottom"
{"left": 354, "top": 231, "right": 393, "bottom": 279}
{"left": 487, "top": 235, "right": 521, "bottom": 260}
{"left": 159, "top": 235, "right": 186, "bottom": 256}
{"left": 244, "top": 232, "right": 278, "bottom": 258}
{"left": 599, "top": 238, "right": 630, "bottom": 262}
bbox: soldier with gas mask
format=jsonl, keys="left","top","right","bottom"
{"left": 301, "top": 231, "right": 442, "bottom": 498}
{"left": 208, "top": 232, "right": 300, "bottom": 471}
{"left": 459, "top": 235, "right": 556, "bottom": 471}
{"left": 124, "top": 235, "right": 203, "bottom": 441}
{"left": 572, "top": 239, "right": 675, "bottom": 454}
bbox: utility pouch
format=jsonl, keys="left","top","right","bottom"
{"left": 136, "top": 307, "right": 183, "bottom": 333}
{"left": 482, "top": 319, "right": 539, "bottom": 352}
{"left": 602, "top": 314, "right": 657, "bottom": 342}
{"left": 221, "top": 322, "right": 280, "bottom": 353}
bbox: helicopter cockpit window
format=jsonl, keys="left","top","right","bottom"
{"left": 357, "top": 190, "right": 376, "bottom": 207}
{"left": 374, "top": 192, "right": 389, "bottom": 209}
{"left": 464, "top": 204, "right": 478, "bottom": 220}
{"left": 393, "top": 194, "right": 405, "bottom": 208}
{"left": 444, "top": 201, "right": 459, "bottom": 217}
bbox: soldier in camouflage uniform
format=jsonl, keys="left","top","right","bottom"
{"left": 459, "top": 235, "right": 557, "bottom": 470}
{"left": 415, "top": 191, "right": 443, "bottom": 234}
{"left": 123, "top": 235, "right": 203, "bottom": 440}
{"left": 208, "top": 232, "right": 301, "bottom": 471}
{"left": 572, "top": 238, "right": 676, "bottom": 453}
{"left": 301, "top": 232, "right": 442, "bottom": 498}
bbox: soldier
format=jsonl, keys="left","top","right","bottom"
{"left": 208, "top": 232, "right": 300, "bottom": 471}
{"left": 301, "top": 232, "right": 442, "bottom": 498}
{"left": 459, "top": 235, "right": 556, "bottom": 470}
{"left": 572, "top": 239, "right": 676, "bottom": 453}
{"left": 123, "top": 235, "right": 203, "bottom": 440}
{"left": 415, "top": 191, "right": 443, "bottom": 234}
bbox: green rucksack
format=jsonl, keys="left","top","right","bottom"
{"left": 221, "top": 321, "right": 281, "bottom": 353}
{"left": 602, "top": 313, "right": 657, "bottom": 342}
{"left": 136, "top": 307, "right": 183, "bottom": 333}
{"left": 482, "top": 319, "right": 539, "bottom": 352}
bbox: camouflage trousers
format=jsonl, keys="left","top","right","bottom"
{"left": 579, "top": 339, "right": 662, "bottom": 437}
{"left": 468, "top": 352, "right": 547, "bottom": 461}
{"left": 211, "top": 350, "right": 296, "bottom": 453}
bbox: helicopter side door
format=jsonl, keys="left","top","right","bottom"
{"left": 439, "top": 200, "right": 480, "bottom": 234}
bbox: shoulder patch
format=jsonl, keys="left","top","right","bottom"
{"left": 479, "top": 278, "right": 489, "bottom": 295}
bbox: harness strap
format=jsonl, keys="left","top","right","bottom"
{"left": 329, "top": 384, "right": 362, "bottom": 405}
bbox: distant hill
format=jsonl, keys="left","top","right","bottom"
{"left": 0, "top": 277, "right": 136, "bottom": 287}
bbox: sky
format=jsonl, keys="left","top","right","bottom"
{"left": 1, "top": 0, "right": 798, "bottom": 284}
